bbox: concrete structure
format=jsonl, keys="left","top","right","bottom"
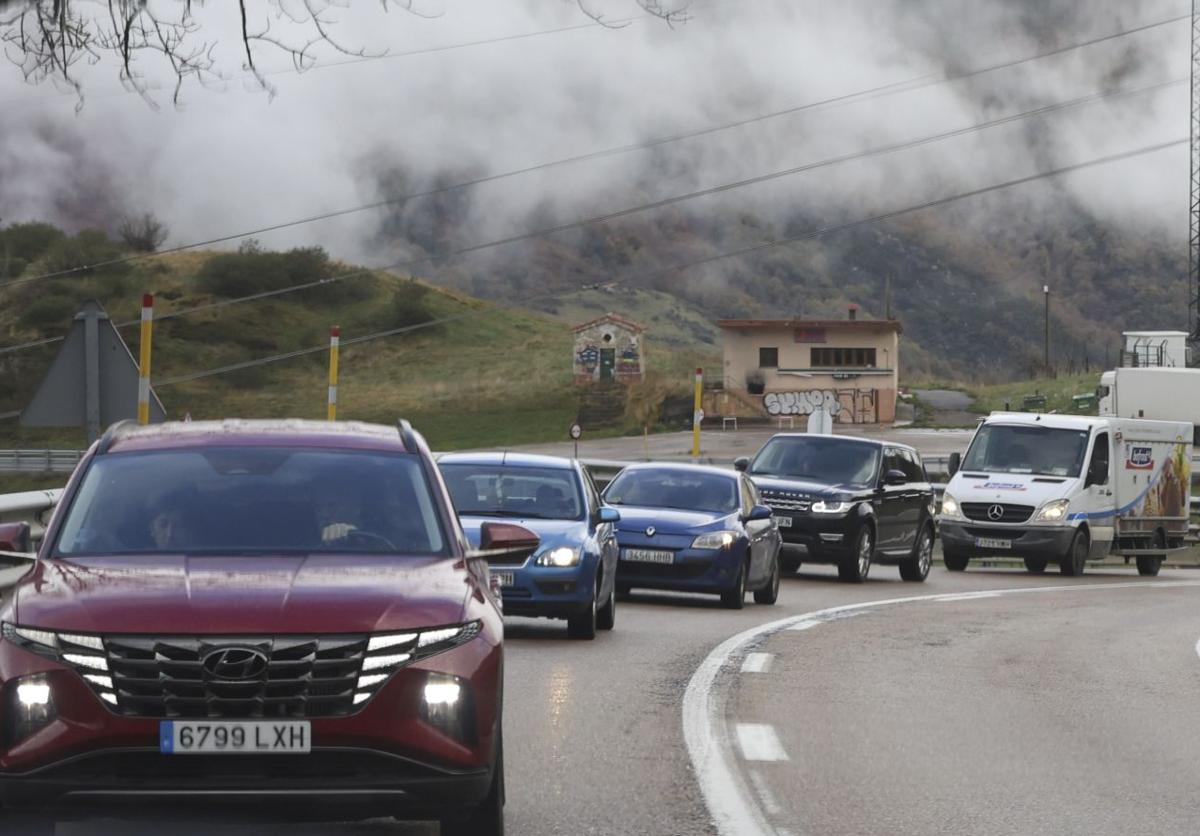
{"left": 573, "top": 313, "right": 645, "bottom": 384}
{"left": 1120, "top": 331, "right": 1190, "bottom": 368}
{"left": 717, "top": 307, "right": 901, "bottom": 424}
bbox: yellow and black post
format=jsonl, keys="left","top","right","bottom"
{"left": 327, "top": 326, "right": 341, "bottom": 421}
{"left": 137, "top": 293, "right": 154, "bottom": 425}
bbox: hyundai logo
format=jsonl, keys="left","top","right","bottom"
{"left": 987, "top": 504, "right": 1005, "bottom": 521}
{"left": 645, "top": 526, "right": 656, "bottom": 537}
{"left": 202, "top": 647, "right": 269, "bottom": 681}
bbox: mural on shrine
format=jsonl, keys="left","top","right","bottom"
{"left": 572, "top": 314, "right": 645, "bottom": 384}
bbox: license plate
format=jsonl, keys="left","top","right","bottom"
{"left": 160, "top": 721, "right": 311, "bottom": 755}
{"left": 775, "top": 516, "right": 793, "bottom": 528}
{"left": 494, "top": 571, "right": 515, "bottom": 587}
{"left": 975, "top": 537, "right": 1012, "bottom": 550}
{"left": 621, "top": 548, "right": 674, "bottom": 564}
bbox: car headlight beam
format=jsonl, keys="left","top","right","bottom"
{"left": 536, "top": 546, "right": 582, "bottom": 567}
{"left": 1033, "top": 499, "right": 1071, "bottom": 523}
{"left": 2, "top": 623, "right": 119, "bottom": 710}
{"left": 811, "top": 500, "right": 852, "bottom": 514}
{"left": 352, "top": 621, "right": 482, "bottom": 708}
{"left": 940, "top": 492, "right": 962, "bottom": 518}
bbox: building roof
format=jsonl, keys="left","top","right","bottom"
{"left": 717, "top": 318, "right": 902, "bottom": 334}
{"left": 572, "top": 312, "right": 646, "bottom": 334}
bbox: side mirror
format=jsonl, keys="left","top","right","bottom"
{"left": 947, "top": 452, "right": 961, "bottom": 478}
{"left": 746, "top": 504, "right": 773, "bottom": 522}
{"left": 883, "top": 469, "right": 907, "bottom": 486}
{"left": 598, "top": 506, "right": 621, "bottom": 524}
{"left": 733, "top": 456, "right": 750, "bottom": 472}
{"left": 478, "top": 522, "right": 540, "bottom": 562}
{"left": 0, "top": 522, "right": 32, "bottom": 554}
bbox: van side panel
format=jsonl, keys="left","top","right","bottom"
{"left": 1114, "top": 420, "right": 1192, "bottom": 541}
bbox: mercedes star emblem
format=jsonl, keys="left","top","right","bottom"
{"left": 987, "top": 504, "right": 1005, "bottom": 521}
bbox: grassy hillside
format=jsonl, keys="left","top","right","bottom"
{"left": 967, "top": 373, "right": 1101, "bottom": 416}
{"left": 0, "top": 228, "right": 714, "bottom": 470}
{"left": 534, "top": 286, "right": 721, "bottom": 354}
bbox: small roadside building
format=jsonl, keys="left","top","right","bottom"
{"left": 573, "top": 313, "right": 645, "bottom": 384}
{"left": 718, "top": 306, "right": 901, "bottom": 424}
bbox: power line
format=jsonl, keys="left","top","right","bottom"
{"left": 3, "top": 10, "right": 1187, "bottom": 289}
{"left": 0, "top": 74, "right": 1183, "bottom": 358}
{"left": 150, "top": 138, "right": 1185, "bottom": 389}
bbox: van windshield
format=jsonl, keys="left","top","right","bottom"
{"left": 961, "top": 425, "right": 1091, "bottom": 477}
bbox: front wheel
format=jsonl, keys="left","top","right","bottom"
{"left": 440, "top": 734, "right": 504, "bottom": 836}
{"left": 1060, "top": 529, "right": 1088, "bottom": 577}
{"left": 753, "top": 552, "right": 781, "bottom": 604}
{"left": 899, "top": 525, "right": 934, "bottom": 582}
{"left": 943, "top": 550, "right": 969, "bottom": 572}
{"left": 597, "top": 581, "right": 616, "bottom": 630}
{"left": 567, "top": 597, "right": 597, "bottom": 640}
{"left": 1136, "top": 556, "right": 1162, "bottom": 577}
{"left": 1023, "top": 557, "right": 1047, "bottom": 574}
{"left": 838, "top": 526, "right": 873, "bottom": 583}
{"left": 720, "top": 559, "right": 747, "bottom": 609}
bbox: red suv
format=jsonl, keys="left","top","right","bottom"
{"left": 0, "top": 419, "right": 535, "bottom": 835}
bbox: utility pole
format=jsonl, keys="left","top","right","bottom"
{"left": 1043, "top": 285, "right": 1051, "bottom": 376}
{"left": 1190, "top": 0, "right": 1200, "bottom": 358}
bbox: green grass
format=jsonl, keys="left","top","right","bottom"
{"left": 966, "top": 373, "right": 1100, "bottom": 415}
{"left": 0, "top": 249, "right": 713, "bottom": 462}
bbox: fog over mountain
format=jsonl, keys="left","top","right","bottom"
{"left": 0, "top": 0, "right": 1192, "bottom": 377}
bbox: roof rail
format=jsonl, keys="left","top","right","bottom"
{"left": 96, "top": 419, "right": 137, "bottom": 455}
{"left": 396, "top": 419, "right": 418, "bottom": 452}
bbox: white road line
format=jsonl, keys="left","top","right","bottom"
{"left": 736, "top": 724, "right": 789, "bottom": 762}
{"left": 1194, "top": 635, "right": 1200, "bottom": 662}
{"left": 741, "top": 653, "right": 773, "bottom": 673}
{"left": 682, "top": 579, "right": 1200, "bottom": 836}
{"left": 788, "top": 619, "right": 821, "bottom": 631}
{"left": 748, "top": 769, "right": 784, "bottom": 816}
{"left": 936, "top": 591, "right": 1003, "bottom": 602}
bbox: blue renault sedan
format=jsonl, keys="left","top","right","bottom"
{"left": 602, "top": 463, "right": 781, "bottom": 609}
{"left": 439, "top": 452, "right": 620, "bottom": 639}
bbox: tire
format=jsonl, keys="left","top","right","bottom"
{"left": 596, "top": 580, "right": 616, "bottom": 630}
{"left": 1060, "top": 529, "right": 1088, "bottom": 577}
{"left": 1137, "top": 556, "right": 1162, "bottom": 577}
{"left": 720, "top": 559, "right": 747, "bottom": 609}
{"left": 567, "top": 596, "right": 597, "bottom": 640}
{"left": 943, "top": 550, "right": 969, "bottom": 572}
{"left": 838, "top": 526, "right": 873, "bottom": 583}
{"left": 1023, "top": 557, "right": 1047, "bottom": 574}
{"left": 0, "top": 812, "right": 56, "bottom": 836}
{"left": 753, "top": 552, "right": 781, "bottom": 604}
{"left": 899, "top": 525, "right": 934, "bottom": 582}
{"left": 441, "top": 732, "right": 504, "bottom": 836}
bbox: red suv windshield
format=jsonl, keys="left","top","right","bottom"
{"left": 54, "top": 447, "right": 447, "bottom": 556}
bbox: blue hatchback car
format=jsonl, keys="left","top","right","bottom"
{"left": 602, "top": 463, "right": 782, "bottom": 609}
{"left": 439, "top": 453, "right": 620, "bottom": 639}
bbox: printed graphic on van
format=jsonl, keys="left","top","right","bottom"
{"left": 1126, "top": 443, "right": 1190, "bottom": 520}
{"left": 1125, "top": 446, "right": 1154, "bottom": 470}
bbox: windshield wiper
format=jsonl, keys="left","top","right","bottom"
{"left": 462, "top": 510, "right": 553, "bottom": 520}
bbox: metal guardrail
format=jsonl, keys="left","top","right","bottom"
{"left": 0, "top": 449, "right": 85, "bottom": 473}
{"left": 0, "top": 488, "right": 64, "bottom": 543}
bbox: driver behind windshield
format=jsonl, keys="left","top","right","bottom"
{"left": 314, "top": 481, "right": 364, "bottom": 545}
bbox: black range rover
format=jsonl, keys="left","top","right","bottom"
{"left": 735, "top": 434, "right": 937, "bottom": 583}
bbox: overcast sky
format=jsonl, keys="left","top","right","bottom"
{"left": 0, "top": 0, "right": 1190, "bottom": 267}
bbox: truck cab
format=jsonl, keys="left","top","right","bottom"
{"left": 939, "top": 413, "right": 1192, "bottom": 577}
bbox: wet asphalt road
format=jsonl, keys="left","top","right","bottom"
{"left": 51, "top": 562, "right": 1200, "bottom": 836}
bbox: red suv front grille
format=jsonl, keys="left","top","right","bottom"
{"left": 100, "top": 634, "right": 369, "bottom": 719}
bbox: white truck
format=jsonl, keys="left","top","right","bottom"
{"left": 940, "top": 413, "right": 1192, "bottom": 576}
{"left": 1098, "top": 367, "right": 1200, "bottom": 448}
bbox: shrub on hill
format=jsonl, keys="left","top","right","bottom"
{"left": 1, "top": 222, "right": 66, "bottom": 265}
{"left": 196, "top": 244, "right": 333, "bottom": 297}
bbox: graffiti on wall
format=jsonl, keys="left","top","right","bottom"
{"left": 763, "top": 389, "right": 877, "bottom": 423}
{"left": 764, "top": 390, "right": 842, "bottom": 417}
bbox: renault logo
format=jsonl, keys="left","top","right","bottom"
{"left": 202, "top": 647, "right": 269, "bottom": 681}
{"left": 987, "top": 504, "right": 1005, "bottom": 521}
{"left": 645, "top": 526, "right": 656, "bottom": 537}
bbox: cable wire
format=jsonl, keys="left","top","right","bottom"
{"left": 149, "top": 138, "right": 1185, "bottom": 388}
{"left": 0, "top": 74, "right": 1181, "bottom": 358}
{"left": 2, "top": 10, "right": 1187, "bottom": 289}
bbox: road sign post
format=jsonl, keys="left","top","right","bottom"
{"left": 691, "top": 367, "right": 703, "bottom": 458}
{"left": 137, "top": 294, "right": 154, "bottom": 425}
{"left": 569, "top": 422, "right": 583, "bottom": 459}
{"left": 327, "top": 326, "right": 340, "bottom": 421}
